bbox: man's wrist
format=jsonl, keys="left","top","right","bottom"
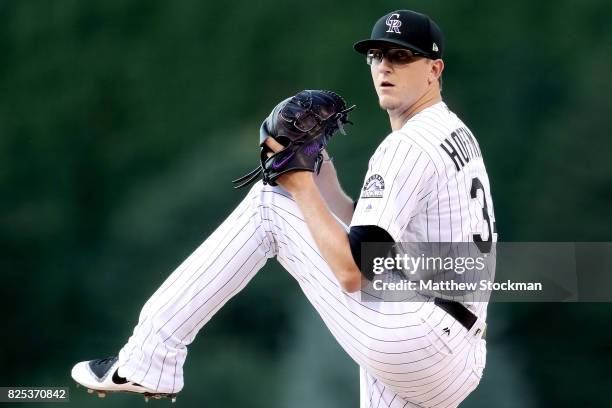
{"left": 290, "top": 174, "right": 317, "bottom": 199}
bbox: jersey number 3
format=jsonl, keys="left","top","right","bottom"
{"left": 470, "top": 177, "right": 496, "bottom": 253}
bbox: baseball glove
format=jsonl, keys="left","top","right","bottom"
{"left": 232, "top": 90, "right": 355, "bottom": 189}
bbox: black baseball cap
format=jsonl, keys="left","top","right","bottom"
{"left": 353, "top": 10, "right": 444, "bottom": 60}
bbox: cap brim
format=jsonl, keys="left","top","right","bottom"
{"left": 353, "top": 38, "right": 429, "bottom": 56}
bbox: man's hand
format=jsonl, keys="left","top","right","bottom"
{"left": 265, "top": 137, "right": 354, "bottom": 225}
{"left": 263, "top": 137, "right": 315, "bottom": 195}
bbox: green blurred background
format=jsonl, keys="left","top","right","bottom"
{"left": 1, "top": 0, "right": 611, "bottom": 407}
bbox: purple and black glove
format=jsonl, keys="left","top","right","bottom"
{"left": 232, "top": 90, "right": 355, "bottom": 188}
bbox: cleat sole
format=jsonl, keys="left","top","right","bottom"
{"left": 77, "top": 385, "right": 177, "bottom": 402}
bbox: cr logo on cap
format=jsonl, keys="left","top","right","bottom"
{"left": 385, "top": 13, "right": 402, "bottom": 34}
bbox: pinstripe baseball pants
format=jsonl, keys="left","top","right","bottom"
{"left": 116, "top": 181, "right": 486, "bottom": 407}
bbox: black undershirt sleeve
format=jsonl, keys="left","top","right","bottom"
{"left": 348, "top": 225, "right": 395, "bottom": 281}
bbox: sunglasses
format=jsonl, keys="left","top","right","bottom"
{"left": 366, "top": 48, "right": 423, "bottom": 66}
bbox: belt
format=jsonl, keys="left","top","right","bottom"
{"left": 434, "top": 298, "right": 486, "bottom": 338}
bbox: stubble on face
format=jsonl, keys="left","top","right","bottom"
{"left": 377, "top": 93, "right": 401, "bottom": 111}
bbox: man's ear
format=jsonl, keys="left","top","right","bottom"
{"left": 427, "top": 59, "right": 444, "bottom": 85}
{"left": 431, "top": 59, "right": 444, "bottom": 82}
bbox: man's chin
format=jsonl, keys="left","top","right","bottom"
{"left": 378, "top": 98, "right": 401, "bottom": 111}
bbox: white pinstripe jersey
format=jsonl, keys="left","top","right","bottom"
{"left": 351, "top": 102, "right": 497, "bottom": 315}
{"left": 351, "top": 101, "right": 497, "bottom": 245}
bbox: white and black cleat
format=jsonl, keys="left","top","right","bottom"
{"left": 71, "top": 356, "right": 177, "bottom": 402}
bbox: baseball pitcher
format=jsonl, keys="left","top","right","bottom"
{"left": 71, "top": 9, "right": 496, "bottom": 407}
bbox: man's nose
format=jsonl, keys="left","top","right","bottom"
{"left": 375, "top": 56, "right": 393, "bottom": 73}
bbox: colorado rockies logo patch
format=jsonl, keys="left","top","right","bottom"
{"left": 361, "top": 174, "right": 385, "bottom": 198}
{"left": 385, "top": 13, "right": 402, "bottom": 34}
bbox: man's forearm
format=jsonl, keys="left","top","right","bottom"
{"left": 292, "top": 179, "right": 362, "bottom": 292}
{"left": 314, "top": 151, "right": 354, "bottom": 226}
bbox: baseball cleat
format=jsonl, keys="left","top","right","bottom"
{"left": 71, "top": 356, "right": 177, "bottom": 402}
